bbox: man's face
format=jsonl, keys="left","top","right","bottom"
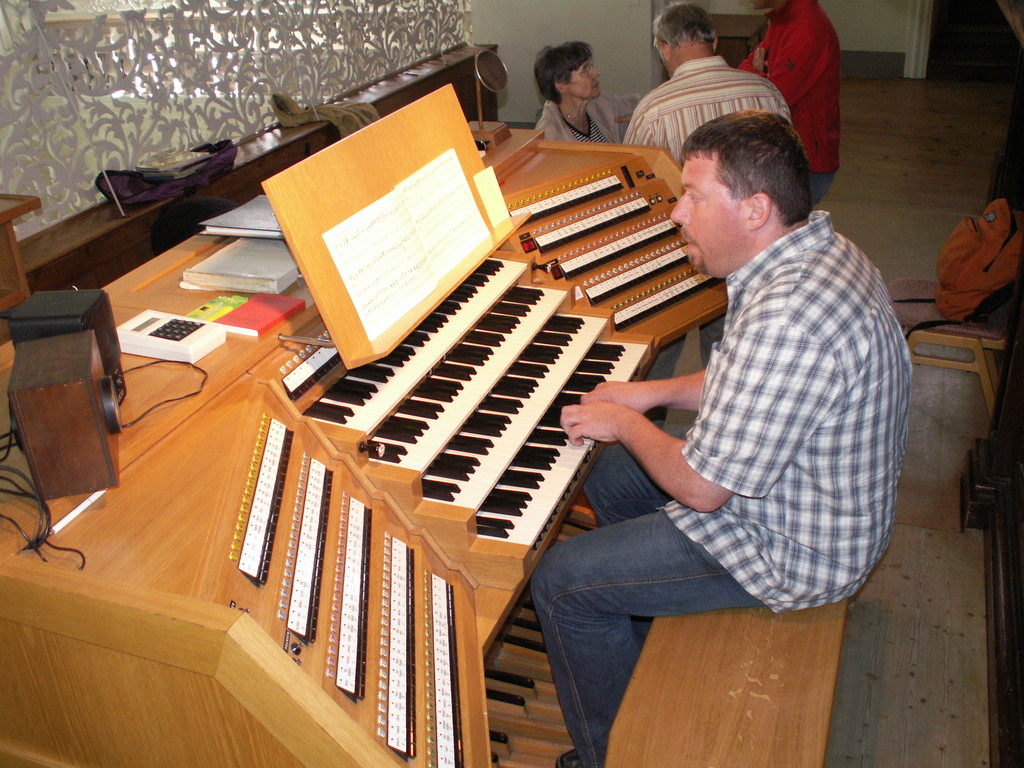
{"left": 671, "top": 155, "right": 747, "bottom": 278}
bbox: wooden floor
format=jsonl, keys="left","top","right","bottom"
{"left": 669, "top": 76, "right": 1013, "bottom": 768}
{"left": 823, "top": 78, "right": 1009, "bottom": 768}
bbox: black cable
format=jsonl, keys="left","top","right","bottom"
{"left": 0, "top": 465, "right": 49, "bottom": 546}
{"left": 120, "top": 359, "right": 208, "bottom": 428}
{"left": 0, "top": 427, "right": 17, "bottom": 463}
{"left": 42, "top": 539, "right": 86, "bottom": 570}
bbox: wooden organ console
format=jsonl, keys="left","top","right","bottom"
{"left": 0, "top": 86, "right": 726, "bottom": 768}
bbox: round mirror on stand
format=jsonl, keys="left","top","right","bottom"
{"left": 471, "top": 48, "right": 511, "bottom": 149}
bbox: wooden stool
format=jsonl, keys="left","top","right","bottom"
{"left": 906, "top": 326, "right": 1005, "bottom": 415}
{"left": 888, "top": 277, "right": 1007, "bottom": 416}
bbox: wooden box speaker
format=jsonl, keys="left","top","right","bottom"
{"left": 8, "top": 288, "right": 126, "bottom": 403}
{"left": 8, "top": 331, "right": 121, "bottom": 500}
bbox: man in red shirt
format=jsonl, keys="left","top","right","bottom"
{"left": 739, "top": 0, "right": 840, "bottom": 204}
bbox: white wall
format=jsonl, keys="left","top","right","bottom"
{"left": 473, "top": 0, "right": 655, "bottom": 124}
{"left": 473, "top": 0, "right": 929, "bottom": 124}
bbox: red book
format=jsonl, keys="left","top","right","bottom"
{"left": 214, "top": 293, "right": 305, "bottom": 336}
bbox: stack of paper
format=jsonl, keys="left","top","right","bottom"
{"left": 200, "top": 195, "right": 282, "bottom": 239}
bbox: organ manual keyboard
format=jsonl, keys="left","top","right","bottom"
{"left": 0, "top": 85, "right": 726, "bottom": 768}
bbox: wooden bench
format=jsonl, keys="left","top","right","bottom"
{"left": 18, "top": 44, "right": 494, "bottom": 294}
{"left": 605, "top": 599, "right": 847, "bottom": 768}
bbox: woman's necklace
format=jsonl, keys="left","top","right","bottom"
{"left": 560, "top": 102, "right": 588, "bottom": 131}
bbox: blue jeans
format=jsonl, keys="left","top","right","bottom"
{"left": 811, "top": 171, "right": 836, "bottom": 206}
{"left": 531, "top": 442, "right": 764, "bottom": 768}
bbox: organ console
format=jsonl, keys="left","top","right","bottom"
{"left": 0, "top": 85, "right": 726, "bottom": 768}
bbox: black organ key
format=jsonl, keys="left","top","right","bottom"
{"left": 446, "top": 343, "right": 492, "bottom": 366}
{"left": 465, "top": 329, "right": 505, "bottom": 347}
{"left": 423, "top": 478, "right": 459, "bottom": 501}
{"left": 374, "top": 416, "right": 428, "bottom": 443}
{"left": 463, "top": 412, "right": 511, "bottom": 437}
{"left": 511, "top": 445, "right": 558, "bottom": 470}
{"left": 405, "top": 329, "right": 430, "bottom": 347}
{"left": 477, "top": 515, "right": 515, "bottom": 530}
{"left": 413, "top": 377, "right": 463, "bottom": 402}
{"left": 533, "top": 331, "right": 573, "bottom": 347}
{"left": 477, "top": 520, "right": 511, "bottom": 538}
{"left": 529, "top": 426, "right": 570, "bottom": 446}
{"left": 564, "top": 372, "right": 607, "bottom": 392}
{"left": 433, "top": 362, "right": 475, "bottom": 381}
{"left": 481, "top": 487, "right": 531, "bottom": 514}
{"left": 379, "top": 346, "right": 414, "bottom": 366}
{"left": 585, "top": 343, "right": 625, "bottom": 361}
{"left": 504, "top": 286, "right": 544, "bottom": 305}
{"left": 417, "top": 313, "right": 447, "bottom": 333}
{"left": 477, "top": 314, "right": 519, "bottom": 334}
{"left": 434, "top": 299, "right": 464, "bottom": 316}
{"left": 480, "top": 395, "right": 522, "bottom": 414}
{"left": 396, "top": 399, "right": 443, "bottom": 419}
{"left": 538, "top": 405, "right": 567, "bottom": 429}
{"left": 303, "top": 400, "right": 354, "bottom": 423}
{"left": 493, "top": 376, "right": 538, "bottom": 398}
{"left": 448, "top": 434, "right": 493, "bottom": 455}
{"left": 426, "top": 453, "right": 479, "bottom": 481}
{"left": 325, "top": 379, "right": 377, "bottom": 405}
{"left": 498, "top": 468, "right": 544, "bottom": 489}
{"left": 347, "top": 364, "right": 393, "bottom": 383}
{"left": 519, "top": 344, "right": 562, "bottom": 365}
{"left": 575, "top": 358, "right": 615, "bottom": 375}
{"left": 508, "top": 361, "right": 548, "bottom": 378}
{"left": 492, "top": 300, "right": 530, "bottom": 317}
{"left": 544, "top": 315, "right": 585, "bottom": 333}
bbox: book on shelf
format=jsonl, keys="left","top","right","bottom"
{"left": 200, "top": 195, "right": 283, "bottom": 239}
{"left": 181, "top": 238, "right": 299, "bottom": 294}
{"left": 214, "top": 293, "right": 306, "bottom": 336}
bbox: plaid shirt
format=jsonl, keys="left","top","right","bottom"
{"left": 668, "top": 212, "right": 911, "bottom": 611}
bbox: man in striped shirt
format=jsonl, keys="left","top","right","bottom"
{"left": 628, "top": 3, "right": 793, "bottom": 375}
{"left": 624, "top": 3, "right": 791, "bottom": 164}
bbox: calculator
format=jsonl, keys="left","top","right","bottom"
{"left": 117, "top": 309, "right": 227, "bottom": 363}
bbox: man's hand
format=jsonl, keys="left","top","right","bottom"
{"left": 752, "top": 46, "right": 768, "bottom": 73}
{"left": 560, "top": 400, "right": 641, "bottom": 446}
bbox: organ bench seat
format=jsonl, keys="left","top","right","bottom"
{"left": 606, "top": 599, "right": 848, "bottom": 768}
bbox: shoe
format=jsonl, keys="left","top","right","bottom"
{"left": 556, "top": 749, "right": 584, "bottom": 768}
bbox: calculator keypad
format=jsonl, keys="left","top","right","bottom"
{"left": 150, "top": 318, "right": 204, "bottom": 341}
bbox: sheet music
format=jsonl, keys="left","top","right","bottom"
{"left": 323, "top": 194, "right": 435, "bottom": 341}
{"left": 397, "top": 148, "right": 489, "bottom": 271}
{"left": 322, "top": 149, "right": 489, "bottom": 343}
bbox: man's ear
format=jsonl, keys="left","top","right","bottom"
{"left": 554, "top": 79, "right": 570, "bottom": 97}
{"left": 745, "top": 192, "right": 773, "bottom": 231}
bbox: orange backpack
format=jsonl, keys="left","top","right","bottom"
{"left": 935, "top": 198, "right": 1023, "bottom": 322}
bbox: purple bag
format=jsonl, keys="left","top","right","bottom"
{"left": 94, "top": 140, "right": 238, "bottom": 206}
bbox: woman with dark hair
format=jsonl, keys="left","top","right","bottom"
{"left": 534, "top": 41, "right": 638, "bottom": 143}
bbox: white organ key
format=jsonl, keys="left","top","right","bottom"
{"left": 435, "top": 315, "right": 607, "bottom": 511}
{"left": 375, "top": 288, "right": 566, "bottom": 473}
{"left": 475, "top": 340, "right": 647, "bottom": 547}
{"left": 322, "top": 260, "right": 525, "bottom": 433}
